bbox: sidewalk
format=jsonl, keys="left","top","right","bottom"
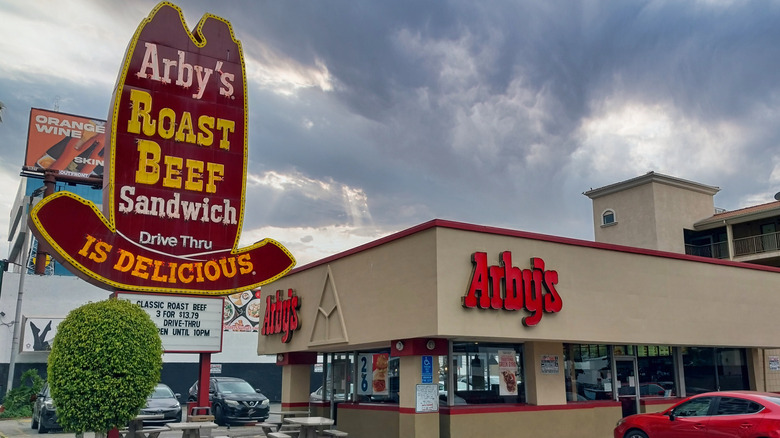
{"left": 0, "top": 403, "right": 282, "bottom": 438}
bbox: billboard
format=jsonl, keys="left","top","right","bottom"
{"left": 23, "top": 108, "right": 106, "bottom": 180}
{"left": 28, "top": 3, "right": 295, "bottom": 296}
{"left": 21, "top": 317, "right": 64, "bottom": 353}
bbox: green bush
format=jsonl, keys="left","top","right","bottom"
{"left": 0, "top": 369, "right": 44, "bottom": 418}
{"left": 47, "top": 298, "right": 163, "bottom": 433}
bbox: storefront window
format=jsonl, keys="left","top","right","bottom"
{"left": 636, "top": 345, "right": 675, "bottom": 398}
{"left": 564, "top": 344, "right": 612, "bottom": 402}
{"left": 446, "top": 343, "right": 524, "bottom": 404}
{"left": 682, "top": 347, "right": 749, "bottom": 394}
{"left": 353, "top": 351, "right": 399, "bottom": 404}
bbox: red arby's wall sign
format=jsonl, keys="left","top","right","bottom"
{"left": 261, "top": 288, "right": 300, "bottom": 343}
{"left": 462, "top": 252, "right": 563, "bottom": 327}
{"left": 29, "top": 2, "right": 295, "bottom": 296}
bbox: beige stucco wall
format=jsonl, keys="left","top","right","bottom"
{"left": 258, "top": 228, "right": 440, "bottom": 355}
{"left": 261, "top": 222, "right": 780, "bottom": 353}
{"left": 441, "top": 405, "right": 622, "bottom": 438}
{"left": 338, "top": 406, "right": 398, "bottom": 438}
{"left": 434, "top": 226, "right": 780, "bottom": 348}
{"left": 762, "top": 348, "right": 780, "bottom": 391}
{"left": 592, "top": 182, "right": 659, "bottom": 249}
{"left": 651, "top": 182, "right": 715, "bottom": 252}
{"left": 523, "top": 342, "right": 566, "bottom": 405}
{"left": 590, "top": 179, "right": 715, "bottom": 253}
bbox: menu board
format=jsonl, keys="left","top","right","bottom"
{"left": 117, "top": 292, "right": 223, "bottom": 353}
{"left": 416, "top": 384, "right": 439, "bottom": 413}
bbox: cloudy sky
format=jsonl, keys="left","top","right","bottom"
{"left": 1, "top": 0, "right": 780, "bottom": 266}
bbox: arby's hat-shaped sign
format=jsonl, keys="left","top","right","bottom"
{"left": 29, "top": 2, "right": 295, "bottom": 296}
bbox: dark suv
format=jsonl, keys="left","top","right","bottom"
{"left": 187, "top": 377, "right": 269, "bottom": 425}
{"left": 31, "top": 382, "right": 60, "bottom": 433}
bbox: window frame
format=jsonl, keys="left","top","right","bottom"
{"left": 601, "top": 209, "right": 616, "bottom": 227}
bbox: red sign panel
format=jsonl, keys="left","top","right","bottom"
{"left": 29, "top": 3, "right": 295, "bottom": 295}
{"left": 462, "top": 252, "right": 563, "bottom": 326}
{"left": 23, "top": 108, "right": 106, "bottom": 179}
{"left": 261, "top": 288, "right": 301, "bottom": 343}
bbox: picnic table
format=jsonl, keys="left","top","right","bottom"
{"left": 166, "top": 421, "right": 218, "bottom": 438}
{"left": 119, "top": 414, "right": 166, "bottom": 438}
{"left": 269, "top": 410, "right": 309, "bottom": 421}
{"left": 268, "top": 410, "right": 309, "bottom": 431}
{"left": 283, "top": 417, "right": 334, "bottom": 438}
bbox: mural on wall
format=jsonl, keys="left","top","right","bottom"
{"left": 21, "top": 317, "right": 64, "bottom": 352}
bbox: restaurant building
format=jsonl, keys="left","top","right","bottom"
{"left": 258, "top": 172, "right": 780, "bottom": 438}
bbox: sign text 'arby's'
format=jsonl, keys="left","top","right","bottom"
{"left": 463, "top": 252, "right": 563, "bottom": 327}
{"left": 29, "top": 3, "right": 294, "bottom": 295}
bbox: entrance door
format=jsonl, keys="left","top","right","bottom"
{"left": 329, "top": 353, "right": 353, "bottom": 422}
{"left": 615, "top": 357, "right": 639, "bottom": 417}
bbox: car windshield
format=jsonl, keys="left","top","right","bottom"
{"left": 217, "top": 381, "right": 255, "bottom": 394}
{"left": 150, "top": 385, "right": 175, "bottom": 399}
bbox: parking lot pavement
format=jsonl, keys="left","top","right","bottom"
{"left": 0, "top": 418, "right": 266, "bottom": 438}
{"left": 0, "top": 403, "right": 283, "bottom": 438}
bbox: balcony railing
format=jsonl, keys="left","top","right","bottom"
{"left": 685, "top": 241, "right": 729, "bottom": 259}
{"left": 733, "top": 232, "right": 780, "bottom": 257}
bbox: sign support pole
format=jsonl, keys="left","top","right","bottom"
{"left": 198, "top": 353, "right": 211, "bottom": 411}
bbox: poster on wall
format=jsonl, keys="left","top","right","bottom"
{"left": 358, "top": 354, "right": 373, "bottom": 395}
{"left": 223, "top": 289, "right": 263, "bottom": 332}
{"left": 373, "top": 353, "right": 389, "bottom": 395}
{"left": 415, "top": 384, "right": 439, "bottom": 413}
{"left": 497, "top": 350, "right": 518, "bottom": 396}
{"left": 23, "top": 108, "right": 106, "bottom": 180}
{"left": 770, "top": 356, "right": 780, "bottom": 371}
{"left": 540, "top": 355, "right": 560, "bottom": 374}
{"left": 21, "top": 317, "right": 64, "bottom": 352}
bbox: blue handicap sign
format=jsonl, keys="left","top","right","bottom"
{"left": 422, "top": 355, "right": 433, "bottom": 383}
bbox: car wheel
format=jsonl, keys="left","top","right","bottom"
{"left": 37, "top": 416, "right": 49, "bottom": 434}
{"left": 623, "top": 430, "right": 648, "bottom": 438}
{"left": 214, "top": 404, "right": 225, "bottom": 426}
{"left": 31, "top": 411, "right": 39, "bottom": 429}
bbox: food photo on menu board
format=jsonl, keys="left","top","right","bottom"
{"left": 373, "top": 353, "right": 389, "bottom": 395}
{"left": 223, "top": 289, "right": 263, "bottom": 332}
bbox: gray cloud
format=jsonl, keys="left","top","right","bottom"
{"left": 2, "top": 0, "right": 780, "bottom": 263}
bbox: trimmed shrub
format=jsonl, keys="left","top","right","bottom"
{"left": 47, "top": 298, "right": 162, "bottom": 433}
{"left": 0, "top": 369, "right": 44, "bottom": 418}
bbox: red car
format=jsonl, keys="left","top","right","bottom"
{"left": 614, "top": 391, "right": 780, "bottom": 438}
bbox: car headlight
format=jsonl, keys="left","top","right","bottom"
{"left": 261, "top": 399, "right": 269, "bottom": 408}
{"left": 44, "top": 400, "right": 55, "bottom": 410}
{"left": 615, "top": 418, "right": 625, "bottom": 427}
{"left": 225, "top": 399, "right": 239, "bottom": 407}
{"left": 170, "top": 403, "right": 180, "bottom": 409}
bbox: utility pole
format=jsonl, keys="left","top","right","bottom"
{"left": 6, "top": 187, "right": 45, "bottom": 393}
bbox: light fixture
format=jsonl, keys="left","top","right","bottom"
{"left": 426, "top": 340, "right": 436, "bottom": 350}
{"left": 276, "top": 354, "right": 284, "bottom": 362}
{"left": 395, "top": 341, "right": 404, "bottom": 351}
